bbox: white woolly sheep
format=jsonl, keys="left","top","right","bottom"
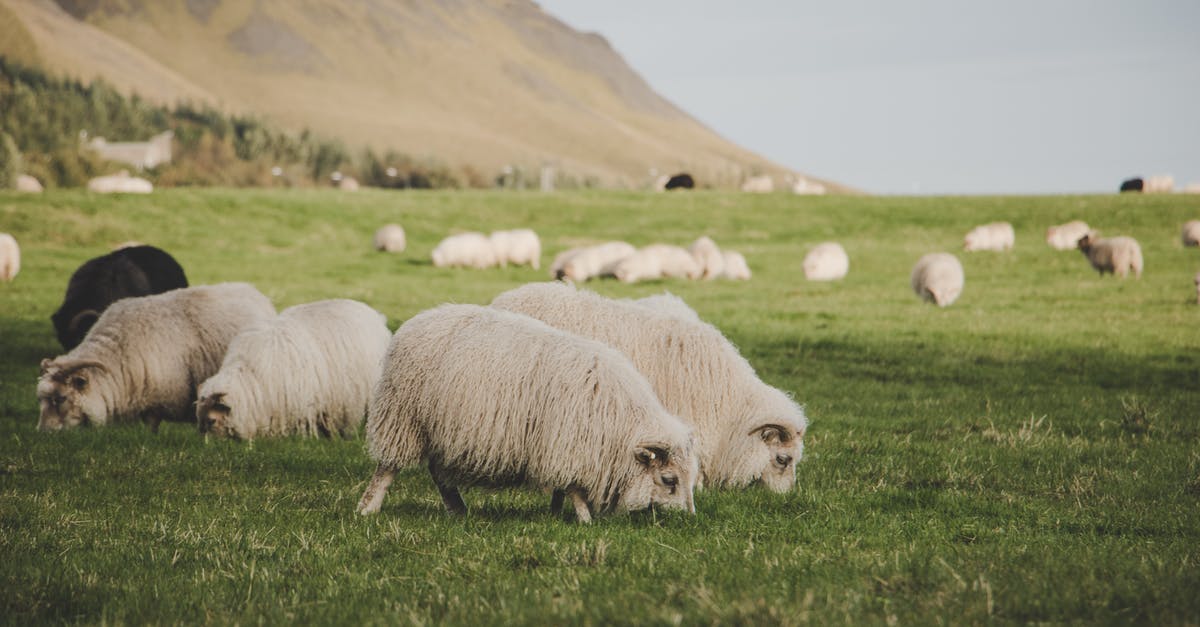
{"left": 196, "top": 299, "right": 392, "bottom": 440}
{"left": 963, "top": 222, "right": 1015, "bottom": 252}
{"left": 86, "top": 170, "right": 153, "bottom": 194}
{"left": 16, "top": 174, "right": 43, "bottom": 193}
{"left": 688, "top": 236, "right": 725, "bottom": 280}
{"left": 721, "top": 251, "right": 752, "bottom": 280}
{"left": 631, "top": 292, "right": 701, "bottom": 322}
{"left": 373, "top": 224, "right": 406, "bottom": 253}
{"left": 1046, "top": 220, "right": 1090, "bottom": 250}
{"left": 1181, "top": 221, "right": 1200, "bottom": 247}
{"left": 911, "top": 253, "right": 964, "bottom": 306}
{"left": 613, "top": 244, "right": 702, "bottom": 283}
{"left": 431, "top": 232, "right": 497, "bottom": 269}
{"left": 559, "top": 241, "right": 636, "bottom": 281}
{"left": 489, "top": 229, "right": 541, "bottom": 269}
{"left": 1077, "top": 232, "right": 1143, "bottom": 278}
{"left": 357, "top": 304, "right": 698, "bottom": 522}
{"left": 37, "top": 283, "right": 275, "bottom": 432}
{"left": 802, "top": 242, "right": 849, "bottom": 281}
{"left": 741, "top": 175, "right": 774, "bottom": 193}
{"left": 0, "top": 233, "right": 19, "bottom": 282}
{"left": 491, "top": 282, "right": 808, "bottom": 493}
{"left": 549, "top": 247, "right": 583, "bottom": 279}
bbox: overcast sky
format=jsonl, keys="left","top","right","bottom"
{"left": 539, "top": 1, "right": 1200, "bottom": 195}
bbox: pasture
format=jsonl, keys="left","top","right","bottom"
{"left": 1, "top": 188, "right": 1198, "bottom": 624}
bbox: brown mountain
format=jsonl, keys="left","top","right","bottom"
{"left": 1, "top": 0, "right": 847, "bottom": 190}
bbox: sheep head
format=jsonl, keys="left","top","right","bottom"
{"left": 37, "top": 358, "right": 109, "bottom": 430}
{"left": 1077, "top": 232, "right": 1096, "bottom": 252}
{"left": 196, "top": 392, "right": 233, "bottom": 438}
{"left": 711, "top": 395, "right": 807, "bottom": 492}
{"left": 616, "top": 441, "right": 698, "bottom": 515}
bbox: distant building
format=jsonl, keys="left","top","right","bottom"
{"left": 86, "top": 130, "right": 174, "bottom": 170}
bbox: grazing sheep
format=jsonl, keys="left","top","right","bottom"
{"left": 338, "top": 176, "right": 360, "bottom": 192}
{"left": 1181, "top": 221, "right": 1200, "bottom": 247}
{"left": 613, "top": 244, "right": 702, "bottom": 283}
{"left": 963, "top": 222, "right": 1015, "bottom": 252}
{"left": 86, "top": 170, "right": 153, "bottom": 194}
{"left": 491, "top": 282, "right": 808, "bottom": 492}
{"left": 664, "top": 173, "right": 694, "bottom": 190}
{"left": 1077, "top": 233, "right": 1143, "bottom": 278}
{"left": 1046, "top": 220, "right": 1091, "bottom": 250}
{"left": 631, "top": 292, "right": 702, "bottom": 323}
{"left": 721, "top": 251, "right": 752, "bottom": 280}
{"left": 16, "top": 174, "right": 43, "bottom": 193}
{"left": 1120, "top": 177, "right": 1144, "bottom": 193}
{"left": 688, "top": 236, "right": 725, "bottom": 279}
{"left": 792, "top": 177, "right": 827, "bottom": 195}
{"left": 559, "top": 241, "right": 636, "bottom": 282}
{"left": 0, "top": 233, "right": 18, "bottom": 282}
{"left": 431, "top": 232, "right": 497, "bottom": 269}
{"left": 741, "top": 175, "right": 774, "bottom": 193}
{"left": 196, "top": 300, "right": 392, "bottom": 440}
{"left": 1144, "top": 175, "right": 1174, "bottom": 193}
{"left": 37, "top": 283, "right": 275, "bottom": 432}
{"left": 802, "top": 242, "right": 849, "bottom": 281}
{"left": 549, "top": 246, "right": 584, "bottom": 279}
{"left": 489, "top": 229, "right": 541, "bottom": 269}
{"left": 373, "top": 224, "right": 406, "bottom": 253}
{"left": 911, "top": 253, "right": 964, "bottom": 306}
{"left": 357, "top": 304, "right": 698, "bottom": 522}
{"left": 51, "top": 245, "right": 189, "bottom": 350}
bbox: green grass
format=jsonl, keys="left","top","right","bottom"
{"left": 1, "top": 189, "right": 1198, "bottom": 624}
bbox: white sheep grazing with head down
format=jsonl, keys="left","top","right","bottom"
{"left": 1046, "top": 220, "right": 1090, "bottom": 250}
{"left": 373, "top": 224, "right": 406, "bottom": 252}
{"left": 802, "top": 242, "right": 849, "bottom": 281}
{"left": 489, "top": 229, "right": 541, "bottom": 269}
{"left": 86, "top": 170, "right": 153, "bottom": 194}
{"left": 37, "top": 283, "right": 275, "bottom": 432}
{"left": 431, "top": 232, "right": 497, "bottom": 269}
{"left": 549, "top": 246, "right": 585, "bottom": 279}
{"left": 1181, "top": 221, "right": 1200, "bottom": 247}
{"left": 492, "top": 282, "right": 808, "bottom": 493}
{"left": 614, "top": 244, "right": 702, "bottom": 283}
{"left": 963, "top": 222, "right": 1015, "bottom": 252}
{"left": 631, "top": 292, "right": 701, "bottom": 323}
{"left": 688, "top": 236, "right": 725, "bottom": 279}
{"left": 911, "top": 253, "right": 964, "bottom": 306}
{"left": 559, "top": 241, "right": 637, "bottom": 281}
{"left": 196, "top": 299, "right": 392, "bottom": 440}
{"left": 1077, "top": 232, "right": 1143, "bottom": 278}
{"left": 721, "top": 250, "right": 751, "bottom": 280}
{"left": 358, "top": 304, "right": 698, "bottom": 522}
{"left": 0, "top": 233, "right": 19, "bottom": 282}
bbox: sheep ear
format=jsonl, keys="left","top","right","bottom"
{"left": 40, "top": 358, "right": 55, "bottom": 374}
{"left": 635, "top": 445, "right": 670, "bottom": 468}
{"left": 68, "top": 309, "right": 99, "bottom": 335}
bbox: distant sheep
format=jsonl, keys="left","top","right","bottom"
{"left": 549, "top": 246, "right": 584, "bottom": 279}
{"left": 492, "top": 282, "right": 808, "bottom": 493}
{"left": 87, "top": 170, "right": 153, "bottom": 194}
{"left": 0, "top": 233, "right": 18, "bottom": 282}
{"left": 37, "top": 283, "right": 275, "bottom": 432}
{"left": 559, "top": 241, "right": 636, "bottom": 281}
{"left": 16, "top": 174, "right": 42, "bottom": 193}
{"left": 688, "top": 236, "right": 725, "bottom": 279}
{"left": 721, "top": 251, "right": 752, "bottom": 280}
{"left": 196, "top": 299, "right": 392, "bottom": 440}
{"left": 373, "top": 224, "right": 406, "bottom": 252}
{"left": 1120, "top": 177, "right": 1144, "bottom": 193}
{"left": 963, "top": 222, "right": 1014, "bottom": 252}
{"left": 802, "top": 242, "right": 849, "bottom": 281}
{"left": 741, "top": 175, "right": 774, "bottom": 193}
{"left": 1046, "top": 220, "right": 1090, "bottom": 250}
{"left": 1077, "top": 233, "right": 1143, "bottom": 278}
{"left": 1181, "top": 221, "right": 1200, "bottom": 247}
{"left": 613, "top": 244, "right": 702, "bottom": 283}
{"left": 665, "top": 173, "right": 694, "bottom": 190}
{"left": 911, "top": 253, "right": 964, "bottom": 306}
{"left": 358, "top": 304, "right": 698, "bottom": 522}
{"left": 51, "top": 245, "right": 189, "bottom": 350}
{"left": 431, "top": 232, "right": 496, "bottom": 269}
{"left": 631, "top": 292, "right": 701, "bottom": 322}
{"left": 489, "top": 229, "right": 541, "bottom": 269}
{"left": 338, "top": 176, "right": 360, "bottom": 192}
{"left": 1144, "top": 175, "right": 1174, "bottom": 193}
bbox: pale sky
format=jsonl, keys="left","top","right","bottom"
{"left": 539, "top": 1, "right": 1200, "bottom": 195}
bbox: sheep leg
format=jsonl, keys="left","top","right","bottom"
{"left": 549, "top": 489, "right": 565, "bottom": 515}
{"left": 428, "top": 460, "right": 467, "bottom": 515}
{"left": 143, "top": 412, "right": 163, "bottom": 434}
{"left": 357, "top": 464, "right": 396, "bottom": 515}
{"left": 568, "top": 488, "right": 592, "bottom": 524}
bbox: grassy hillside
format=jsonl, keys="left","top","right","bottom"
{"left": 0, "top": 0, "right": 839, "bottom": 190}
{"left": 0, "top": 189, "right": 1198, "bottom": 623}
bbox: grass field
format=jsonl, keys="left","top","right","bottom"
{"left": 1, "top": 189, "right": 1198, "bottom": 624}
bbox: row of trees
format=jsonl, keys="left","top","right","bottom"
{"left": 0, "top": 56, "right": 471, "bottom": 189}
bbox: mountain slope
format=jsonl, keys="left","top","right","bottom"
{"left": 1, "top": 0, "right": 847, "bottom": 190}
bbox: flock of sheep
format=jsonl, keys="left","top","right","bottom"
{"left": 27, "top": 243, "right": 807, "bottom": 522}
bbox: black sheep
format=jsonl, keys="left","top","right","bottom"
{"left": 51, "top": 246, "right": 189, "bottom": 349}
{"left": 664, "top": 173, "right": 695, "bottom": 190}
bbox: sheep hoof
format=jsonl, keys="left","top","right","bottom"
{"left": 549, "top": 489, "right": 565, "bottom": 515}
{"left": 569, "top": 489, "right": 592, "bottom": 524}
